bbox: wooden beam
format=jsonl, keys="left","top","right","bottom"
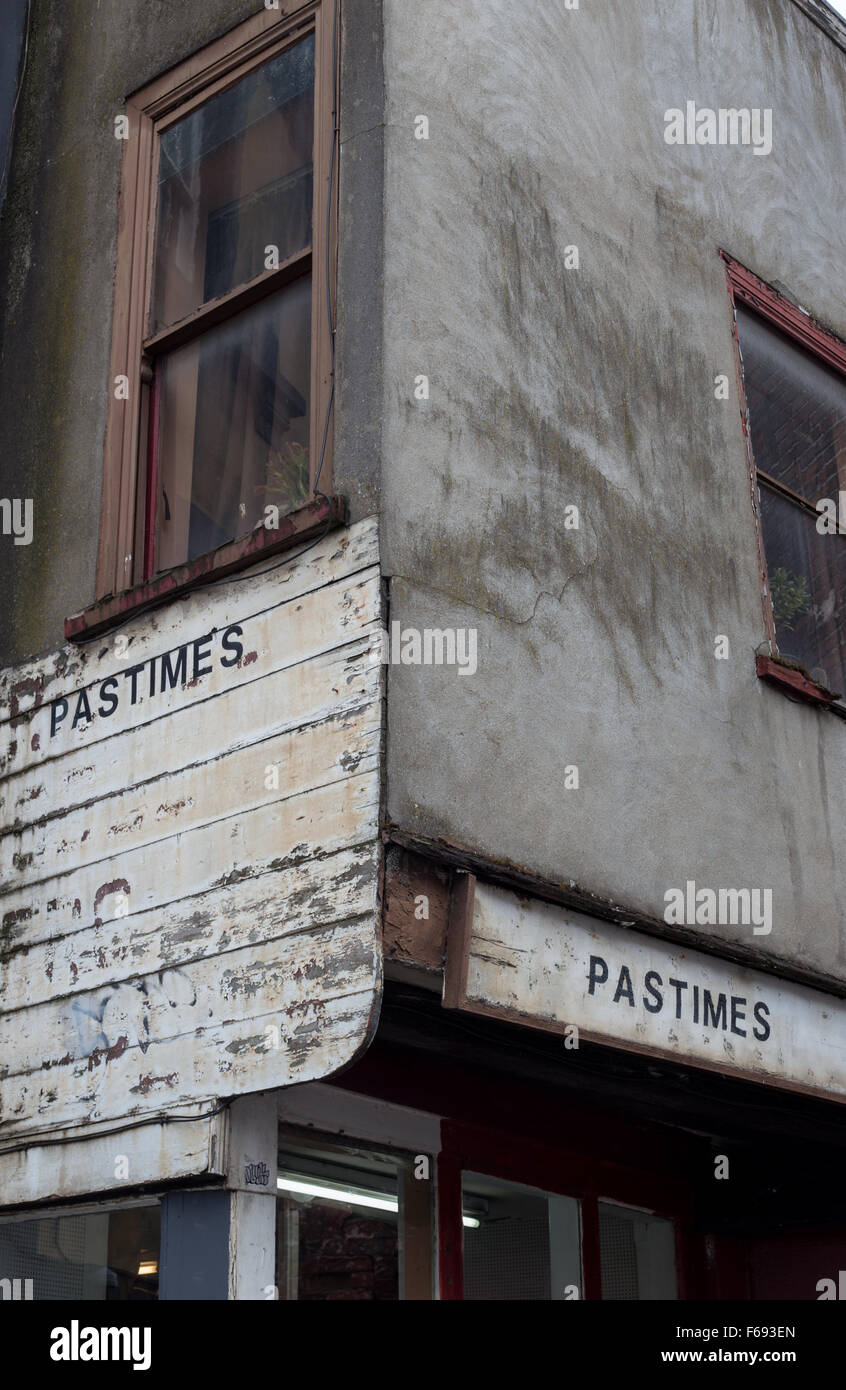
{"left": 442, "top": 872, "right": 475, "bottom": 1011}
{"left": 382, "top": 846, "right": 451, "bottom": 972}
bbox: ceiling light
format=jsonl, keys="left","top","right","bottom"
{"left": 277, "top": 1175, "right": 480, "bottom": 1226}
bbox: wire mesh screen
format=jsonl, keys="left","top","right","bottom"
{"left": 464, "top": 1216, "right": 552, "bottom": 1300}
{"left": 598, "top": 1210, "right": 640, "bottom": 1300}
{"left": 0, "top": 1215, "right": 88, "bottom": 1300}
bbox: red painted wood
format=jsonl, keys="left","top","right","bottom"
{"left": 341, "top": 1047, "right": 699, "bottom": 1299}
{"left": 437, "top": 1146, "right": 464, "bottom": 1300}
{"left": 747, "top": 1230, "right": 846, "bottom": 1299}
{"left": 337, "top": 1043, "right": 704, "bottom": 1187}
{"left": 756, "top": 653, "right": 839, "bottom": 706}
{"left": 65, "top": 493, "right": 348, "bottom": 641}
{"left": 722, "top": 251, "right": 846, "bottom": 378}
{"left": 703, "top": 1234, "right": 751, "bottom": 1301}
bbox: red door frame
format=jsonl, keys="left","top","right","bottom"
{"left": 437, "top": 1117, "right": 697, "bottom": 1301}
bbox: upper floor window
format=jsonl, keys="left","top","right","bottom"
{"left": 725, "top": 256, "right": 846, "bottom": 700}
{"left": 99, "top": 3, "right": 335, "bottom": 600}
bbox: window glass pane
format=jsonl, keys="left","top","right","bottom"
{"left": 0, "top": 1204, "right": 160, "bottom": 1301}
{"left": 276, "top": 1138, "right": 431, "bottom": 1301}
{"left": 152, "top": 35, "right": 314, "bottom": 332}
{"left": 736, "top": 307, "right": 846, "bottom": 504}
{"left": 155, "top": 276, "right": 311, "bottom": 573}
{"left": 461, "top": 1172, "right": 581, "bottom": 1300}
{"left": 759, "top": 484, "right": 846, "bottom": 695}
{"left": 598, "top": 1201, "right": 677, "bottom": 1300}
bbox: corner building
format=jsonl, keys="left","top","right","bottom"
{"left": 1, "top": 0, "right": 846, "bottom": 1301}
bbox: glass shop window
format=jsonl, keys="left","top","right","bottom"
{"left": 598, "top": 1200, "right": 678, "bottom": 1300}
{"left": 461, "top": 1172, "right": 582, "bottom": 1300}
{"left": 276, "top": 1135, "right": 433, "bottom": 1300}
{"left": 736, "top": 306, "right": 846, "bottom": 696}
{"left": 0, "top": 1202, "right": 161, "bottom": 1301}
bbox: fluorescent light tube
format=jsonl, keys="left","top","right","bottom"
{"left": 277, "top": 1175, "right": 397, "bottom": 1213}
{"left": 277, "top": 1174, "right": 480, "bottom": 1226}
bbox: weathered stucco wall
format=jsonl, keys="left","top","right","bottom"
{"left": 0, "top": 0, "right": 383, "bottom": 665}
{"left": 4, "top": 0, "right": 846, "bottom": 989}
{"left": 0, "top": 0, "right": 254, "bottom": 663}
{"left": 380, "top": 0, "right": 846, "bottom": 983}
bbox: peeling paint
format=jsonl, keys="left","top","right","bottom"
{"left": 0, "top": 520, "right": 384, "bottom": 1143}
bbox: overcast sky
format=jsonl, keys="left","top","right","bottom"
{"left": 826, "top": 0, "right": 846, "bottom": 19}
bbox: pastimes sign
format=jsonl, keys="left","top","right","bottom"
{"left": 445, "top": 879, "right": 846, "bottom": 1102}
{"left": 0, "top": 519, "right": 383, "bottom": 1141}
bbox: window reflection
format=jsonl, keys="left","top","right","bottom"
{"left": 155, "top": 279, "right": 311, "bottom": 571}
{"left": 0, "top": 1204, "right": 160, "bottom": 1301}
{"left": 276, "top": 1137, "right": 432, "bottom": 1301}
{"left": 152, "top": 36, "right": 314, "bottom": 332}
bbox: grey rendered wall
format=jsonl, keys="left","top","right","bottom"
{"left": 0, "top": 0, "right": 383, "bottom": 665}
{"left": 380, "top": 0, "right": 846, "bottom": 982}
{"left": 0, "top": 0, "right": 259, "bottom": 664}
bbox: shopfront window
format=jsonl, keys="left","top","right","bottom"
{"left": 276, "top": 1135, "right": 433, "bottom": 1300}
{"left": 598, "top": 1200, "right": 678, "bottom": 1300}
{"left": 442, "top": 1127, "right": 684, "bottom": 1300}
{"left": 461, "top": 1172, "right": 582, "bottom": 1300}
{"left": 0, "top": 1202, "right": 160, "bottom": 1301}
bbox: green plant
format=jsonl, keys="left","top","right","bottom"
{"left": 769, "top": 565, "right": 811, "bottom": 631}
{"left": 254, "top": 441, "right": 310, "bottom": 514}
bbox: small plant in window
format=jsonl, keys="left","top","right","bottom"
{"left": 255, "top": 441, "right": 310, "bottom": 516}
{"left": 769, "top": 566, "right": 811, "bottom": 631}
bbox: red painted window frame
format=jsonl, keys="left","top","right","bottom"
{"left": 437, "top": 1118, "right": 696, "bottom": 1301}
{"left": 721, "top": 251, "right": 846, "bottom": 709}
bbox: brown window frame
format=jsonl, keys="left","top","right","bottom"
{"left": 722, "top": 251, "right": 846, "bottom": 708}
{"left": 96, "top": 1, "right": 337, "bottom": 607}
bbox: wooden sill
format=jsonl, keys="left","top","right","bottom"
{"left": 66, "top": 494, "right": 348, "bottom": 643}
{"left": 756, "top": 653, "right": 841, "bottom": 708}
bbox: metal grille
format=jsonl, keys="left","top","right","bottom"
{"left": 0, "top": 1217, "right": 87, "bottom": 1301}
{"left": 463, "top": 1217, "right": 551, "bottom": 1300}
{"left": 598, "top": 1211, "right": 639, "bottom": 1300}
